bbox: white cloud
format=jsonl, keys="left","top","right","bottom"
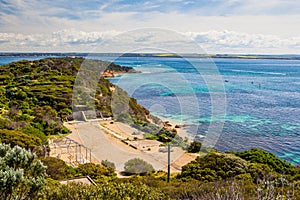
{"left": 234, "top": 0, "right": 300, "bottom": 15}
{"left": 1, "top": 29, "right": 300, "bottom": 53}
{"left": 184, "top": 30, "right": 300, "bottom": 53}
{"left": 1, "top": 1, "right": 300, "bottom": 53}
{"left": 0, "top": 30, "right": 120, "bottom": 52}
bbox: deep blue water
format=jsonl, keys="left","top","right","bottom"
{"left": 1, "top": 55, "right": 300, "bottom": 164}
{"left": 0, "top": 55, "right": 64, "bottom": 66}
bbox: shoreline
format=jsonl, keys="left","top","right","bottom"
{"left": 157, "top": 115, "right": 193, "bottom": 142}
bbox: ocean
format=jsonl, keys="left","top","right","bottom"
{"left": 1, "top": 55, "right": 300, "bottom": 164}
{"left": 109, "top": 56, "right": 300, "bottom": 165}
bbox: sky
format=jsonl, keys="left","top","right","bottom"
{"left": 0, "top": 0, "right": 300, "bottom": 54}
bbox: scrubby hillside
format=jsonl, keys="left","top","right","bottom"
{"left": 0, "top": 57, "right": 149, "bottom": 138}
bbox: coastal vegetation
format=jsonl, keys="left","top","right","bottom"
{"left": 123, "top": 158, "right": 155, "bottom": 175}
{"left": 2, "top": 143, "right": 300, "bottom": 199}
{"left": 0, "top": 58, "right": 150, "bottom": 146}
{"left": 0, "top": 143, "right": 47, "bottom": 199}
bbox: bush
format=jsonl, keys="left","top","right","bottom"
{"left": 0, "top": 144, "right": 47, "bottom": 199}
{"left": 144, "top": 133, "right": 159, "bottom": 140}
{"left": 101, "top": 159, "right": 116, "bottom": 170}
{"left": 179, "top": 152, "right": 248, "bottom": 181}
{"left": 76, "top": 163, "right": 116, "bottom": 181}
{"left": 124, "top": 158, "right": 155, "bottom": 175}
{"left": 187, "top": 141, "right": 202, "bottom": 153}
{"left": 40, "top": 181, "right": 166, "bottom": 200}
{"left": 247, "top": 163, "right": 274, "bottom": 182}
{"left": 40, "top": 157, "right": 73, "bottom": 180}
{"left": 21, "top": 125, "right": 48, "bottom": 144}
{"left": 0, "top": 129, "right": 42, "bottom": 153}
{"left": 235, "top": 148, "right": 295, "bottom": 174}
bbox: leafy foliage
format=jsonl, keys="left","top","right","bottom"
{"left": 39, "top": 174, "right": 300, "bottom": 200}
{"left": 124, "top": 158, "right": 155, "bottom": 175}
{"left": 76, "top": 163, "right": 116, "bottom": 182}
{"left": 21, "top": 125, "right": 48, "bottom": 144}
{"left": 179, "top": 152, "right": 248, "bottom": 181}
{"left": 40, "top": 181, "right": 165, "bottom": 200}
{"left": 101, "top": 160, "right": 116, "bottom": 170}
{"left": 0, "top": 129, "right": 42, "bottom": 153}
{"left": 235, "top": 148, "right": 294, "bottom": 174}
{"left": 0, "top": 144, "right": 47, "bottom": 199}
{"left": 40, "top": 157, "right": 74, "bottom": 180}
{"left": 179, "top": 148, "right": 299, "bottom": 188}
{"left": 187, "top": 141, "right": 202, "bottom": 153}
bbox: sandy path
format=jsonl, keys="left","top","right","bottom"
{"left": 66, "top": 121, "right": 172, "bottom": 171}
{"left": 64, "top": 120, "right": 197, "bottom": 173}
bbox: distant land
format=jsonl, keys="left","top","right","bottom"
{"left": 1, "top": 52, "right": 300, "bottom": 60}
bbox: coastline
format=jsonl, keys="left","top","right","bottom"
{"left": 157, "top": 115, "right": 193, "bottom": 142}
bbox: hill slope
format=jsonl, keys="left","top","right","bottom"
{"left": 0, "top": 57, "right": 149, "bottom": 136}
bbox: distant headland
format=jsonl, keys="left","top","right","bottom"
{"left": 1, "top": 52, "right": 300, "bottom": 60}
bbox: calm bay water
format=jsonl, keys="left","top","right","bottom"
{"left": 1, "top": 55, "right": 300, "bottom": 164}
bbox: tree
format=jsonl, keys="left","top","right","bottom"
{"left": 124, "top": 158, "right": 155, "bottom": 175}
{"left": 187, "top": 141, "right": 202, "bottom": 153}
{"left": 0, "top": 144, "right": 47, "bottom": 199}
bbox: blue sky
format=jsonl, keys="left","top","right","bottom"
{"left": 0, "top": 0, "right": 300, "bottom": 53}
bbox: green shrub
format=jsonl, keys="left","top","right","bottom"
{"left": 21, "top": 125, "right": 48, "bottom": 144}
{"left": 76, "top": 163, "right": 116, "bottom": 181}
{"left": 187, "top": 141, "right": 202, "bottom": 153}
{"left": 40, "top": 181, "right": 166, "bottom": 200}
{"left": 179, "top": 152, "right": 248, "bottom": 181}
{"left": 236, "top": 148, "right": 295, "bottom": 174}
{"left": 124, "top": 158, "right": 155, "bottom": 175}
{"left": 101, "top": 160, "right": 116, "bottom": 170}
{"left": 40, "top": 157, "right": 74, "bottom": 180}
{"left": 0, "top": 144, "right": 47, "bottom": 199}
{"left": 144, "top": 133, "right": 159, "bottom": 140}
{"left": 0, "top": 129, "right": 42, "bottom": 153}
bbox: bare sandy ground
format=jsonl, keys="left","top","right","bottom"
{"left": 64, "top": 121, "right": 197, "bottom": 173}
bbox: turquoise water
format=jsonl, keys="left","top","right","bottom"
{"left": 1, "top": 55, "right": 300, "bottom": 164}
{"left": 108, "top": 57, "right": 300, "bottom": 164}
